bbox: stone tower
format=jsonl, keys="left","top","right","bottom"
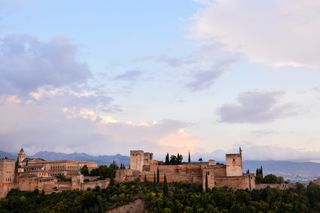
{"left": 18, "top": 148, "right": 26, "bottom": 166}
{"left": 130, "top": 150, "right": 144, "bottom": 171}
{"left": 226, "top": 147, "right": 243, "bottom": 176}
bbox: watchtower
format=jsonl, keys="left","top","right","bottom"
{"left": 226, "top": 147, "right": 243, "bottom": 176}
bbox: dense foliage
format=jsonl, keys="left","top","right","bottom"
{"left": 146, "top": 182, "right": 320, "bottom": 213}
{"left": 0, "top": 182, "right": 146, "bottom": 213}
{"left": 80, "top": 162, "right": 119, "bottom": 179}
{"left": 164, "top": 153, "right": 183, "bottom": 165}
{"left": 255, "top": 167, "right": 285, "bottom": 184}
{"left": 1, "top": 181, "right": 320, "bottom": 213}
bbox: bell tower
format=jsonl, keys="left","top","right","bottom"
{"left": 18, "top": 148, "right": 26, "bottom": 165}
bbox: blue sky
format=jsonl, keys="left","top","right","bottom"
{"left": 1, "top": 0, "right": 320, "bottom": 161}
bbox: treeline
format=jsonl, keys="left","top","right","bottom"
{"left": 164, "top": 152, "right": 192, "bottom": 165}
{"left": 2, "top": 181, "right": 320, "bottom": 212}
{"left": 0, "top": 181, "right": 145, "bottom": 213}
{"left": 145, "top": 182, "right": 320, "bottom": 213}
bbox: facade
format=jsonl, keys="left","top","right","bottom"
{"left": 0, "top": 149, "right": 108, "bottom": 199}
{"left": 116, "top": 148, "right": 255, "bottom": 191}
{"left": 17, "top": 148, "right": 97, "bottom": 178}
{"left": 0, "top": 158, "right": 16, "bottom": 198}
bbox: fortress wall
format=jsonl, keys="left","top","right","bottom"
{"left": 149, "top": 164, "right": 205, "bottom": 174}
{"left": 215, "top": 175, "right": 254, "bottom": 190}
{"left": 17, "top": 177, "right": 57, "bottom": 192}
{"left": 213, "top": 166, "right": 227, "bottom": 176}
{"left": 81, "top": 180, "right": 109, "bottom": 190}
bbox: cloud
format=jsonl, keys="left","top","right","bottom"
{"left": 191, "top": 0, "right": 320, "bottom": 69}
{"left": 0, "top": 97, "right": 198, "bottom": 155}
{"left": 241, "top": 145, "right": 320, "bottom": 162}
{"left": 158, "top": 128, "right": 203, "bottom": 155}
{"left": 186, "top": 59, "right": 235, "bottom": 91}
{"left": 217, "top": 91, "right": 294, "bottom": 123}
{"left": 114, "top": 70, "right": 143, "bottom": 81}
{"left": 0, "top": 34, "right": 91, "bottom": 95}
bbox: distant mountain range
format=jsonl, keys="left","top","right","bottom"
{"left": 1, "top": 150, "right": 319, "bottom": 182}
{"left": 243, "top": 160, "right": 320, "bottom": 182}
{"left": 0, "top": 150, "right": 16, "bottom": 160}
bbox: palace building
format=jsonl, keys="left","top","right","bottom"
{"left": 116, "top": 148, "right": 255, "bottom": 191}
{"left": 0, "top": 149, "right": 108, "bottom": 198}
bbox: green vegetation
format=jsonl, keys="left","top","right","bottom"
{"left": 1, "top": 181, "right": 320, "bottom": 213}
{"left": 164, "top": 153, "right": 183, "bottom": 165}
{"left": 55, "top": 174, "right": 71, "bottom": 182}
{"left": 81, "top": 162, "right": 119, "bottom": 179}
{"left": 80, "top": 165, "right": 89, "bottom": 176}
{"left": 255, "top": 166, "right": 285, "bottom": 184}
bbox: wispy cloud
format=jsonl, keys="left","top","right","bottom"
{"left": 217, "top": 91, "right": 294, "bottom": 123}
{"left": 114, "top": 70, "right": 143, "bottom": 81}
{"left": 186, "top": 59, "right": 236, "bottom": 91}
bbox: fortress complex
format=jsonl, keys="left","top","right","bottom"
{"left": 0, "top": 149, "right": 108, "bottom": 198}
{"left": 16, "top": 148, "right": 97, "bottom": 178}
{"left": 116, "top": 148, "right": 255, "bottom": 191}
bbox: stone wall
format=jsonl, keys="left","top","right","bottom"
{"left": 215, "top": 174, "right": 255, "bottom": 190}
{"left": 255, "top": 183, "right": 295, "bottom": 190}
{"left": 106, "top": 199, "right": 147, "bottom": 213}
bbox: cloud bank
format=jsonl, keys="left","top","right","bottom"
{"left": 192, "top": 0, "right": 320, "bottom": 69}
{"left": 0, "top": 34, "right": 91, "bottom": 95}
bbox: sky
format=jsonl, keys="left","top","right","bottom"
{"left": 0, "top": 0, "right": 320, "bottom": 161}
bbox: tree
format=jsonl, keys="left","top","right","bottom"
{"left": 205, "top": 173, "right": 208, "bottom": 192}
{"left": 163, "top": 175, "right": 168, "bottom": 196}
{"left": 165, "top": 153, "right": 170, "bottom": 165}
{"left": 80, "top": 165, "right": 89, "bottom": 176}
{"left": 198, "top": 158, "right": 203, "bottom": 162}
{"left": 156, "top": 167, "right": 160, "bottom": 183}
{"left": 153, "top": 172, "right": 156, "bottom": 185}
{"left": 144, "top": 175, "right": 147, "bottom": 183}
{"left": 263, "top": 174, "right": 281, "bottom": 184}
{"left": 170, "top": 155, "right": 177, "bottom": 165}
{"left": 188, "top": 151, "right": 191, "bottom": 163}
{"left": 177, "top": 153, "right": 183, "bottom": 164}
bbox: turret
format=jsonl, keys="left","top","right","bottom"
{"left": 18, "top": 148, "right": 26, "bottom": 165}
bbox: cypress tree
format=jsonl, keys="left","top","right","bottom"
{"left": 144, "top": 175, "right": 147, "bottom": 183}
{"left": 188, "top": 151, "right": 191, "bottom": 163}
{"left": 156, "top": 167, "right": 160, "bottom": 183}
{"left": 163, "top": 174, "right": 168, "bottom": 196}
{"left": 165, "top": 153, "right": 170, "bottom": 165}
{"left": 153, "top": 172, "right": 156, "bottom": 185}
{"left": 205, "top": 173, "right": 208, "bottom": 192}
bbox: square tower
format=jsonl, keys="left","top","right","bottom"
{"left": 226, "top": 148, "right": 243, "bottom": 176}
{"left": 0, "top": 158, "right": 15, "bottom": 184}
{"left": 130, "top": 150, "right": 145, "bottom": 171}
